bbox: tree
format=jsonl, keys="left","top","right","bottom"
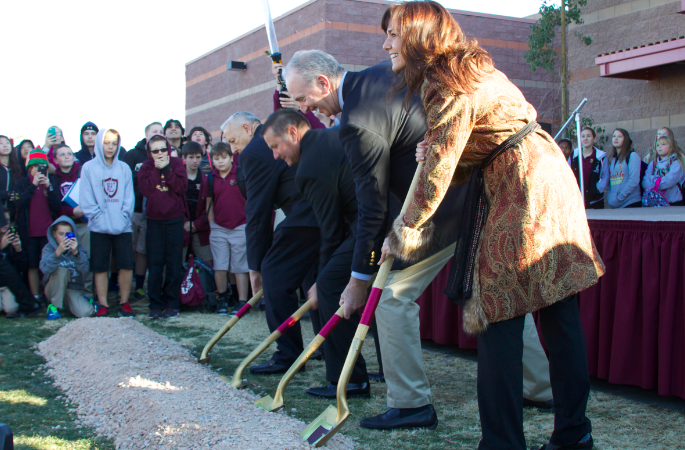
{"left": 524, "top": 0, "right": 592, "bottom": 137}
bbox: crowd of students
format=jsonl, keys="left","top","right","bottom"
{"left": 2, "top": 112, "right": 683, "bottom": 321}
{"left": 0, "top": 120, "right": 248, "bottom": 320}
{"left": 559, "top": 126, "right": 685, "bottom": 209}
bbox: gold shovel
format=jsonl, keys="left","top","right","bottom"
{"left": 198, "top": 289, "right": 263, "bottom": 364}
{"left": 300, "top": 162, "right": 424, "bottom": 447}
{"left": 230, "top": 298, "right": 313, "bottom": 388}
{"left": 255, "top": 276, "right": 376, "bottom": 412}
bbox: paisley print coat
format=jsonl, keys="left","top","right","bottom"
{"left": 388, "top": 69, "right": 605, "bottom": 334}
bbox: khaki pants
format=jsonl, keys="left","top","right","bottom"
{"left": 182, "top": 234, "right": 214, "bottom": 264}
{"left": 377, "top": 242, "right": 552, "bottom": 408}
{"left": 523, "top": 313, "right": 552, "bottom": 402}
{"left": 44, "top": 268, "right": 94, "bottom": 318}
{"left": 0, "top": 287, "right": 19, "bottom": 315}
{"left": 75, "top": 222, "right": 93, "bottom": 298}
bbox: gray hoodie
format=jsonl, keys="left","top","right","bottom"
{"left": 642, "top": 154, "right": 685, "bottom": 204}
{"left": 607, "top": 152, "right": 642, "bottom": 208}
{"left": 39, "top": 216, "right": 90, "bottom": 290}
{"left": 80, "top": 129, "right": 134, "bottom": 234}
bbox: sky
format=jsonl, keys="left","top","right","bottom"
{"left": 0, "top": 0, "right": 547, "bottom": 150}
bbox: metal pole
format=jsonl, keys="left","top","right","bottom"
{"left": 575, "top": 112, "right": 585, "bottom": 205}
{"left": 554, "top": 98, "right": 587, "bottom": 141}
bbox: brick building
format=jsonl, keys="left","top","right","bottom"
{"left": 568, "top": 0, "right": 685, "bottom": 155}
{"left": 185, "top": 0, "right": 559, "bottom": 141}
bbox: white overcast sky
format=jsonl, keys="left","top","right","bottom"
{"left": 1, "top": 0, "right": 548, "bottom": 150}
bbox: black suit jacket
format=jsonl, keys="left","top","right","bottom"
{"left": 339, "top": 60, "right": 466, "bottom": 276}
{"left": 239, "top": 124, "right": 319, "bottom": 271}
{"left": 296, "top": 127, "right": 357, "bottom": 273}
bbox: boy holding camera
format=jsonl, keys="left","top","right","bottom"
{"left": 13, "top": 148, "right": 62, "bottom": 299}
{"left": 39, "top": 216, "right": 94, "bottom": 319}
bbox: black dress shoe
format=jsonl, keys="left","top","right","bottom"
{"left": 306, "top": 382, "right": 370, "bottom": 399}
{"left": 368, "top": 371, "right": 385, "bottom": 382}
{"left": 310, "top": 348, "right": 325, "bottom": 360}
{"left": 523, "top": 398, "right": 554, "bottom": 413}
{"left": 531, "top": 433, "right": 594, "bottom": 450}
{"left": 249, "top": 359, "right": 304, "bottom": 375}
{"left": 360, "top": 405, "right": 438, "bottom": 430}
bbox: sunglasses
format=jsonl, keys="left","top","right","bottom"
{"left": 150, "top": 149, "right": 168, "bottom": 155}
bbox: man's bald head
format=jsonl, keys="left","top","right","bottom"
{"left": 221, "top": 112, "right": 261, "bottom": 154}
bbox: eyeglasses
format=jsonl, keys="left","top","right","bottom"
{"left": 150, "top": 149, "right": 167, "bottom": 155}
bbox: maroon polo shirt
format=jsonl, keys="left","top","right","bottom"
{"left": 208, "top": 165, "right": 246, "bottom": 230}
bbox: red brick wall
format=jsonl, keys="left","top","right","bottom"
{"left": 185, "top": 0, "right": 560, "bottom": 138}
{"left": 567, "top": 0, "right": 685, "bottom": 155}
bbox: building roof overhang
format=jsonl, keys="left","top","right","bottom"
{"left": 595, "top": 36, "right": 685, "bottom": 80}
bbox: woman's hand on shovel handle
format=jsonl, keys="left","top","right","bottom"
{"left": 378, "top": 237, "right": 394, "bottom": 266}
{"left": 416, "top": 140, "right": 428, "bottom": 162}
{"left": 341, "top": 277, "right": 368, "bottom": 319}
{"left": 307, "top": 283, "right": 319, "bottom": 310}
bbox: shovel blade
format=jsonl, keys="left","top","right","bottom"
{"left": 198, "top": 357, "right": 211, "bottom": 364}
{"left": 300, "top": 405, "right": 349, "bottom": 447}
{"left": 254, "top": 395, "right": 274, "bottom": 411}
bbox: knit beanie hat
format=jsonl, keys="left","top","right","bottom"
{"left": 81, "top": 121, "right": 99, "bottom": 135}
{"left": 26, "top": 147, "right": 49, "bottom": 168}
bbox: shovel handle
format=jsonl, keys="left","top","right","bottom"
{"left": 230, "top": 298, "right": 313, "bottom": 388}
{"left": 198, "top": 289, "right": 263, "bottom": 363}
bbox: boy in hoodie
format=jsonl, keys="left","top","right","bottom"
{"left": 181, "top": 141, "right": 212, "bottom": 266}
{"left": 74, "top": 122, "right": 99, "bottom": 165}
{"left": 39, "top": 216, "right": 94, "bottom": 319}
{"left": 51, "top": 145, "right": 93, "bottom": 298}
{"left": 122, "top": 122, "right": 164, "bottom": 301}
{"left": 13, "top": 148, "right": 62, "bottom": 298}
{"left": 80, "top": 129, "right": 135, "bottom": 317}
{"left": 0, "top": 205, "right": 41, "bottom": 318}
{"left": 138, "top": 135, "right": 188, "bottom": 319}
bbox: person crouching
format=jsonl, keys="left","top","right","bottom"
{"left": 138, "top": 135, "right": 188, "bottom": 319}
{"left": 39, "top": 216, "right": 94, "bottom": 319}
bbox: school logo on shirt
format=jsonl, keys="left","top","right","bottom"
{"left": 103, "top": 178, "right": 119, "bottom": 198}
{"left": 230, "top": 180, "right": 237, "bottom": 186}
{"left": 60, "top": 181, "right": 74, "bottom": 197}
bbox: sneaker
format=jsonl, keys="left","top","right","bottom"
{"left": 163, "top": 308, "right": 179, "bottom": 319}
{"left": 86, "top": 297, "right": 99, "bottom": 314}
{"left": 133, "top": 288, "right": 146, "bottom": 301}
{"left": 46, "top": 304, "right": 61, "bottom": 320}
{"left": 230, "top": 301, "right": 247, "bottom": 317}
{"left": 216, "top": 302, "right": 229, "bottom": 315}
{"left": 95, "top": 307, "right": 110, "bottom": 317}
{"left": 118, "top": 302, "right": 135, "bottom": 317}
{"left": 148, "top": 309, "right": 163, "bottom": 320}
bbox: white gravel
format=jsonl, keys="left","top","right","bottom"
{"left": 38, "top": 317, "right": 354, "bottom": 450}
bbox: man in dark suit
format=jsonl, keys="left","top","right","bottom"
{"left": 262, "top": 109, "right": 371, "bottom": 398}
{"left": 286, "top": 52, "right": 467, "bottom": 430}
{"left": 224, "top": 111, "right": 321, "bottom": 374}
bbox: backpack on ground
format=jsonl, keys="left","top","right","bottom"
{"left": 180, "top": 255, "right": 205, "bottom": 307}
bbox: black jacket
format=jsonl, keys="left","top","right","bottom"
{"left": 13, "top": 177, "right": 62, "bottom": 244}
{"left": 0, "top": 164, "right": 17, "bottom": 221}
{"left": 296, "top": 127, "right": 357, "bottom": 273}
{"left": 570, "top": 149, "right": 606, "bottom": 209}
{"left": 1, "top": 239, "right": 28, "bottom": 273}
{"left": 239, "top": 124, "right": 319, "bottom": 271}
{"left": 339, "top": 61, "right": 466, "bottom": 276}
{"left": 121, "top": 139, "right": 148, "bottom": 213}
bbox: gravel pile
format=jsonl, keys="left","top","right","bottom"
{"left": 38, "top": 318, "right": 354, "bottom": 450}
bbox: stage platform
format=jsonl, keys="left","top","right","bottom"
{"left": 417, "top": 207, "right": 685, "bottom": 399}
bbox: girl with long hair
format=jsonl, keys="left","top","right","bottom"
{"left": 644, "top": 127, "right": 675, "bottom": 164}
{"left": 641, "top": 135, "right": 685, "bottom": 206}
{"left": 606, "top": 128, "right": 642, "bottom": 208}
{"left": 569, "top": 127, "right": 608, "bottom": 209}
{"left": 0, "top": 135, "right": 23, "bottom": 221}
{"left": 16, "top": 139, "right": 34, "bottom": 177}
{"left": 380, "top": 2, "right": 603, "bottom": 449}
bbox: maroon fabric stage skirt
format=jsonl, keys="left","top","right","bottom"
{"left": 417, "top": 213, "right": 685, "bottom": 400}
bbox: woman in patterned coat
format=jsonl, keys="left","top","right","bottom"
{"left": 379, "top": 2, "right": 605, "bottom": 450}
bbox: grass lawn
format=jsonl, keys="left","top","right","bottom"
{"left": 2, "top": 296, "right": 684, "bottom": 449}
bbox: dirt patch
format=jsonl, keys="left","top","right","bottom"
{"left": 37, "top": 318, "right": 354, "bottom": 450}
